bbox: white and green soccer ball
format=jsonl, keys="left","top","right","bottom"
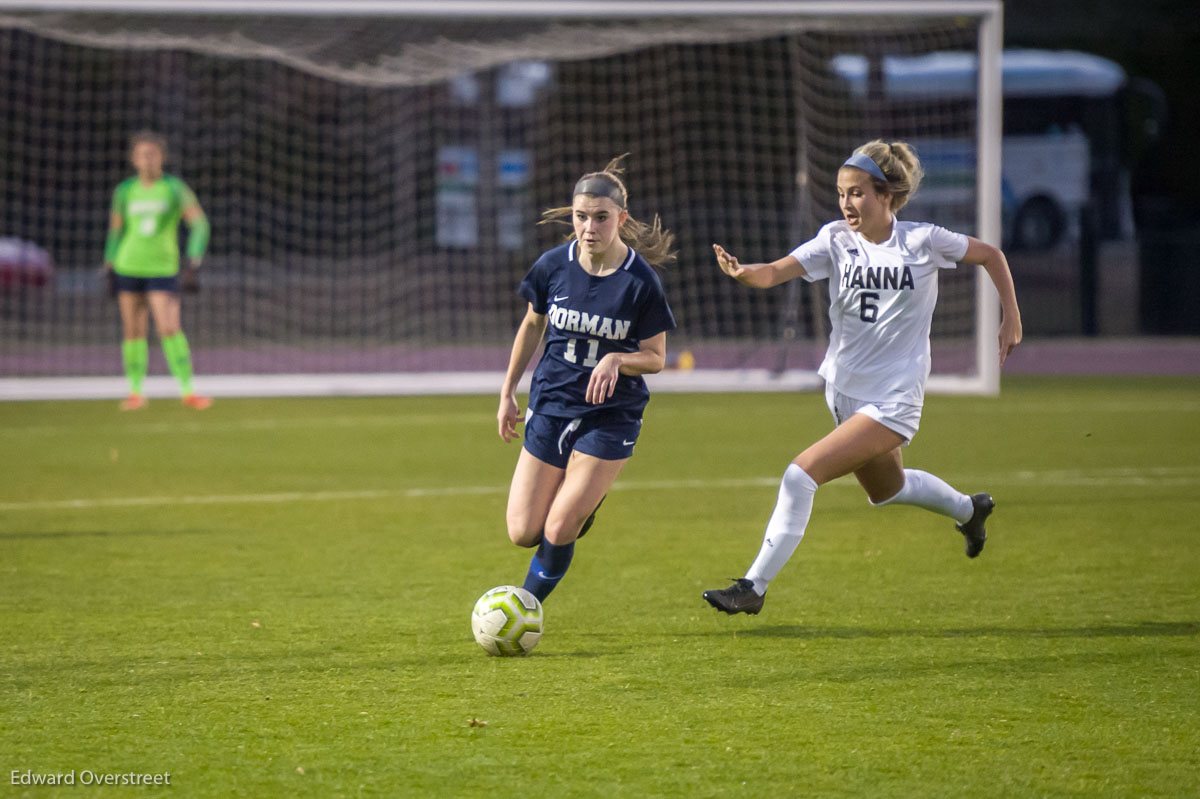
{"left": 471, "top": 585, "right": 544, "bottom": 657}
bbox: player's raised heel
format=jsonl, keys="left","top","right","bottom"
{"left": 119, "top": 394, "right": 147, "bottom": 411}
{"left": 956, "top": 492, "right": 994, "bottom": 558}
{"left": 702, "top": 578, "right": 765, "bottom": 615}
{"left": 182, "top": 394, "right": 212, "bottom": 410}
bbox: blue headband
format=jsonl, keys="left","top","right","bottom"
{"left": 843, "top": 152, "right": 888, "bottom": 183}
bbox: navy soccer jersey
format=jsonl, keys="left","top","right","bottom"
{"left": 518, "top": 240, "right": 676, "bottom": 418}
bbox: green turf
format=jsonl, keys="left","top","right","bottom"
{"left": 2, "top": 376, "right": 1198, "bottom": 797}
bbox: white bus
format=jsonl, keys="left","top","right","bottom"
{"left": 831, "top": 49, "right": 1158, "bottom": 250}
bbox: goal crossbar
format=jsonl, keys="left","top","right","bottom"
{"left": 1, "top": 1, "right": 1002, "bottom": 18}
{"left": 0, "top": 0, "right": 1003, "bottom": 399}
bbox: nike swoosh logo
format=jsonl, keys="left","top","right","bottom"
{"left": 622, "top": 440, "right": 636, "bottom": 446}
{"left": 553, "top": 295, "right": 568, "bottom": 301}
{"left": 536, "top": 570, "right": 553, "bottom": 580}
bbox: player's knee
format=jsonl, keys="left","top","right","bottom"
{"left": 543, "top": 513, "right": 585, "bottom": 546}
{"left": 506, "top": 518, "right": 542, "bottom": 548}
{"left": 507, "top": 529, "right": 541, "bottom": 548}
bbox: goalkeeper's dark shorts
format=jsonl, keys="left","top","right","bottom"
{"left": 114, "top": 274, "right": 179, "bottom": 294}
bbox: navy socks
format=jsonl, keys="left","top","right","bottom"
{"left": 522, "top": 539, "right": 575, "bottom": 601}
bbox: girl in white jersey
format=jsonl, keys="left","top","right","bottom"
{"left": 703, "top": 140, "right": 1022, "bottom": 616}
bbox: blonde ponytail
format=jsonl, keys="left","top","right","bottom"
{"left": 852, "top": 139, "right": 925, "bottom": 212}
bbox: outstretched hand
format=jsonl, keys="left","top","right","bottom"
{"left": 712, "top": 244, "right": 747, "bottom": 281}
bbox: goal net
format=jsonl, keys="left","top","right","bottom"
{"left": 0, "top": 1, "right": 1002, "bottom": 399}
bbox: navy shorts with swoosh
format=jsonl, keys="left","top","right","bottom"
{"left": 522, "top": 409, "right": 642, "bottom": 468}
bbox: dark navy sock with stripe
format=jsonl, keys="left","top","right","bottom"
{"left": 522, "top": 539, "right": 575, "bottom": 601}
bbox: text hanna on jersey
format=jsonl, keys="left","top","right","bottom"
{"left": 839, "top": 264, "right": 916, "bottom": 291}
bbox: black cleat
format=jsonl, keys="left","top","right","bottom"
{"left": 577, "top": 495, "right": 606, "bottom": 540}
{"left": 702, "top": 578, "right": 765, "bottom": 615}
{"left": 957, "top": 493, "right": 994, "bottom": 558}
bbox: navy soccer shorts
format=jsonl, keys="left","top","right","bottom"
{"left": 114, "top": 274, "right": 180, "bottom": 294}
{"left": 523, "top": 409, "right": 643, "bottom": 468}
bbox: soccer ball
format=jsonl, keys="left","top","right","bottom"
{"left": 471, "top": 585, "right": 544, "bottom": 657}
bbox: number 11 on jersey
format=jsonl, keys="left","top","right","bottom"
{"left": 563, "top": 338, "right": 600, "bottom": 367}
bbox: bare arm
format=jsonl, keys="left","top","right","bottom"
{"left": 586, "top": 331, "right": 667, "bottom": 405}
{"left": 498, "top": 304, "right": 548, "bottom": 442}
{"left": 961, "top": 237, "right": 1023, "bottom": 366}
{"left": 713, "top": 244, "right": 807, "bottom": 289}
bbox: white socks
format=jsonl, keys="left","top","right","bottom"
{"left": 742, "top": 467, "right": 971, "bottom": 597}
{"left": 874, "top": 468, "right": 973, "bottom": 523}
{"left": 745, "top": 464, "right": 818, "bottom": 596}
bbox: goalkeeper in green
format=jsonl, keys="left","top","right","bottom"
{"left": 103, "top": 131, "right": 212, "bottom": 410}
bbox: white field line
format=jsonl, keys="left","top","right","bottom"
{"left": 0, "top": 413, "right": 489, "bottom": 437}
{"left": 945, "top": 401, "right": 1200, "bottom": 414}
{"left": 1, "top": 468, "right": 1198, "bottom": 513}
{"left": 4, "top": 398, "right": 1199, "bottom": 437}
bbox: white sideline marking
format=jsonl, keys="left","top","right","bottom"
{"left": 1, "top": 469, "right": 1197, "bottom": 513}
{"left": 948, "top": 401, "right": 1200, "bottom": 414}
{"left": 0, "top": 413, "right": 488, "bottom": 437}
{"left": 4, "top": 400, "right": 1197, "bottom": 439}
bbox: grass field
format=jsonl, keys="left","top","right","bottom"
{"left": 2, "top": 376, "right": 1198, "bottom": 797}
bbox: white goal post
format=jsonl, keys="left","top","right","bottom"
{"left": 0, "top": 0, "right": 1002, "bottom": 399}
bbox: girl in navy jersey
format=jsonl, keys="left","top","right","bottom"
{"left": 703, "top": 140, "right": 1022, "bottom": 616}
{"left": 498, "top": 158, "right": 677, "bottom": 602}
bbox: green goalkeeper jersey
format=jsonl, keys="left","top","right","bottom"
{"left": 109, "top": 174, "right": 199, "bottom": 277}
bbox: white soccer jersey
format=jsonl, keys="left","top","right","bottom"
{"left": 790, "top": 219, "right": 969, "bottom": 406}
